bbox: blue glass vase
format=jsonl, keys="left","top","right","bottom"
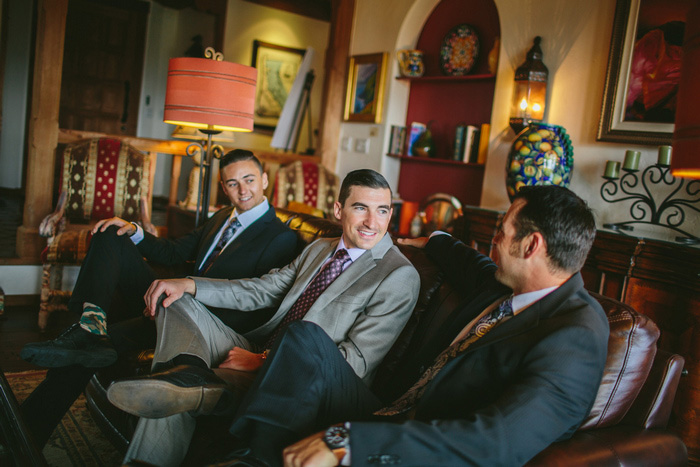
{"left": 506, "top": 123, "right": 574, "bottom": 201}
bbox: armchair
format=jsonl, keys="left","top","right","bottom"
{"left": 271, "top": 160, "right": 339, "bottom": 217}
{"left": 38, "top": 138, "right": 156, "bottom": 330}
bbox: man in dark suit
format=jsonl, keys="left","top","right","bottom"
{"left": 217, "top": 185, "right": 610, "bottom": 467}
{"left": 19, "top": 149, "right": 298, "bottom": 447}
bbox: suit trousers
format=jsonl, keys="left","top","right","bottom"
{"left": 20, "top": 317, "right": 155, "bottom": 447}
{"left": 229, "top": 321, "right": 383, "bottom": 465}
{"left": 68, "top": 226, "right": 156, "bottom": 318}
{"left": 125, "top": 293, "right": 256, "bottom": 466}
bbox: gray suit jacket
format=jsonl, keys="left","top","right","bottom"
{"left": 193, "top": 234, "right": 420, "bottom": 382}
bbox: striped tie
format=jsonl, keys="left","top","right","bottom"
{"left": 198, "top": 217, "right": 241, "bottom": 275}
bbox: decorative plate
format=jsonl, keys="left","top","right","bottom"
{"left": 440, "top": 24, "right": 480, "bottom": 76}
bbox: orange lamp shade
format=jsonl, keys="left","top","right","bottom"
{"left": 164, "top": 57, "right": 257, "bottom": 132}
{"left": 671, "top": 2, "right": 700, "bottom": 179}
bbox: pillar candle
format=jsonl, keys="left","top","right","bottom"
{"left": 622, "top": 150, "right": 641, "bottom": 171}
{"left": 604, "top": 160, "right": 621, "bottom": 179}
{"left": 658, "top": 145, "right": 672, "bottom": 166}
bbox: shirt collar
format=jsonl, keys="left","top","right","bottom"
{"left": 336, "top": 237, "right": 365, "bottom": 263}
{"left": 512, "top": 286, "right": 559, "bottom": 314}
{"left": 231, "top": 198, "right": 269, "bottom": 228}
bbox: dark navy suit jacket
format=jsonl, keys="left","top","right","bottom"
{"left": 352, "top": 235, "right": 610, "bottom": 466}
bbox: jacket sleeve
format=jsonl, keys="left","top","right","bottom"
{"left": 136, "top": 210, "right": 227, "bottom": 266}
{"left": 191, "top": 248, "right": 304, "bottom": 312}
{"left": 348, "top": 303, "right": 609, "bottom": 466}
{"left": 425, "top": 234, "right": 497, "bottom": 294}
{"left": 337, "top": 262, "right": 420, "bottom": 383}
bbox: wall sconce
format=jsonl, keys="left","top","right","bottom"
{"left": 509, "top": 37, "right": 548, "bottom": 133}
{"left": 164, "top": 48, "right": 256, "bottom": 226}
{"left": 671, "top": 2, "right": 700, "bottom": 179}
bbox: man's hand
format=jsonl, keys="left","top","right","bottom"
{"left": 218, "top": 347, "right": 266, "bottom": 372}
{"left": 143, "top": 278, "right": 196, "bottom": 317}
{"left": 92, "top": 217, "right": 136, "bottom": 236}
{"left": 397, "top": 236, "right": 429, "bottom": 249}
{"left": 283, "top": 431, "right": 339, "bottom": 467}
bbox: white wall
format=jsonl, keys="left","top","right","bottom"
{"left": 341, "top": 0, "right": 699, "bottom": 239}
{"left": 221, "top": 0, "right": 330, "bottom": 153}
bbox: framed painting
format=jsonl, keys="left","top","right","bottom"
{"left": 251, "top": 40, "right": 306, "bottom": 131}
{"left": 597, "top": 0, "right": 692, "bottom": 145}
{"left": 344, "top": 52, "right": 388, "bottom": 123}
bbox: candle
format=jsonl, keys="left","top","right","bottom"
{"left": 657, "top": 145, "right": 672, "bottom": 166}
{"left": 622, "top": 150, "right": 641, "bottom": 171}
{"left": 604, "top": 160, "right": 620, "bottom": 179}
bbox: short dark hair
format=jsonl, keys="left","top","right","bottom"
{"left": 337, "top": 169, "right": 392, "bottom": 205}
{"left": 511, "top": 185, "right": 596, "bottom": 273}
{"left": 219, "top": 149, "right": 263, "bottom": 174}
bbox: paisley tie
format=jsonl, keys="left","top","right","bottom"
{"left": 198, "top": 217, "right": 241, "bottom": 275}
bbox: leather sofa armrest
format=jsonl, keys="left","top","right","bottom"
{"left": 621, "top": 350, "right": 685, "bottom": 429}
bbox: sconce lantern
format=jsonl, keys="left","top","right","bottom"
{"left": 509, "top": 36, "right": 548, "bottom": 133}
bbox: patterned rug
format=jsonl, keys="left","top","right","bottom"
{"left": 5, "top": 370, "right": 123, "bottom": 466}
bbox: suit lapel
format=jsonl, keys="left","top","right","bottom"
{"left": 195, "top": 207, "right": 233, "bottom": 267}
{"left": 216, "top": 207, "right": 274, "bottom": 261}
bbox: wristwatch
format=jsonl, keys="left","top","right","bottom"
{"left": 323, "top": 425, "right": 350, "bottom": 451}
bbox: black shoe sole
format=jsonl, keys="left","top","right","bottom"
{"left": 20, "top": 345, "right": 118, "bottom": 368}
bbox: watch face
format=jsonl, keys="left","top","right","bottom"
{"left": 324, "top": 426, "right": 349, "bottom": 450}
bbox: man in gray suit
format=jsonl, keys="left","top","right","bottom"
{"left": 107, "top": 169, "right": 420, "bottom": 466}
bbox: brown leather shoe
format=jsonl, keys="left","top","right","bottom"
{"left": 107, "top": 364, "right": 232, "bottom": 418}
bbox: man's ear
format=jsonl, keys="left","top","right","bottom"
{"left": 522, "top": 232, "right": 544, "bottom": 259}
{"left": 261, "top": 172, "right": 269, "bottom": 190}
{"left": 333, "top": 201, "right": 342, "bottom": 221}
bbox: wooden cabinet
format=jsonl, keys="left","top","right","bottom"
{"left": 461, "top": 209, "right": 700, "bottom": 464}
{"left": 394, "top": 0, "right": 500, "bottom": 206}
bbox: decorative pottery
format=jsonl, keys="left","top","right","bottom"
{"left": 506, "top": 123, "right": 574, "bottom": 200}
{"left": 397, "top": 49, "right": 425, "bottom": 77}
{"left": 412, "top": 122, "right": 436, "bottom": 158}
{"left": 440, "top": 24, "right": 480, "bottom": 76}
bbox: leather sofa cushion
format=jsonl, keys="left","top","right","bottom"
{"left": 579, "top": 293, "right": 660, "bottom": 430}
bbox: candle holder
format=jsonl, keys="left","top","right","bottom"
{"left": 600, "top": 162, "right": 700, "bottom": 243}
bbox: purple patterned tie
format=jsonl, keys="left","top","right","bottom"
{"left": 375, "top": 296, "right": 514, "bottom": 416}
{"left": 198, "top": 217, "right": 241, "bottom": 275}
{"left": 264, "top": 249, "right": 351, "bottom": 348}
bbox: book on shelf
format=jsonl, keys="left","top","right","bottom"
{"left": 462, "top": 125, "right": 480, "bottom": 163}
{"left": 389, "top": 125, "right": 407, "bottom": 155}
{"left": 453, "top": 124, "right": 466, "bottom": 161}
{"left": 477, "top": 123, "right": 490, "bottom": 164}
{"left": 407, "top": 122, "right": 426, "bottom": 156}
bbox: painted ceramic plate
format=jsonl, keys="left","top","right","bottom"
{"left": 440, "top": 24, "right": 480, "bottom": 76}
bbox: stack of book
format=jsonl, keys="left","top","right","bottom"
{"left": 453, "top": 123, "right": 490, "bottom": 163}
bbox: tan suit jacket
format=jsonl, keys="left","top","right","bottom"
{"left": 192, "top": 234, "right": 420, "bottom": 382}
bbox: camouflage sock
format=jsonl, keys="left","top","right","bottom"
{"left": 79, "top": 303, "right": 108, "bottom": 336}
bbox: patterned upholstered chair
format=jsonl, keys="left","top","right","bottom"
{"left": 38, "top": 138, "right": 156, "bottom": 330}
{"left": 271, "top": 160, "right": 339, "bottom": 218}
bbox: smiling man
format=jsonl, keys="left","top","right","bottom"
{"left": 108, "top": 169, "right": 420, "bottom": 466}
{"left": 18, "top": 149, "right": 298, "bottom": 449}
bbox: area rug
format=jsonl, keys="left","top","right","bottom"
{"left": 5, "top": 370, "right": 123, "bottom": 466}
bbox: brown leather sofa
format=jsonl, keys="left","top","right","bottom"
{"left": 85, "top": 209, "right": 688, "bottom": 465}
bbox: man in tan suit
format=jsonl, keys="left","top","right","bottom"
{"left": 108, "top": 169, "right": 420, "bottom": 466}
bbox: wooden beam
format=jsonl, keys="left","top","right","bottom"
{"left": 317, "top": 0, "right": 353, "bottom": 172}
{"left": 17, "top": 0, "right": 68, "bottom": 260}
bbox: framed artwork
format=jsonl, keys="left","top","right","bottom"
{"left": 251, "top": 40, "right": 306, "bottom": 131}
{"left": 597, "top": 0, "right": 691, "bottom": 145}
{"left": 344, "top": 52, "right": 388, "bottom": 123}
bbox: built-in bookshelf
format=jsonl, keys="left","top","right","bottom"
{"left": 392, "top": 0, "right": 500, "bottom": 207}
